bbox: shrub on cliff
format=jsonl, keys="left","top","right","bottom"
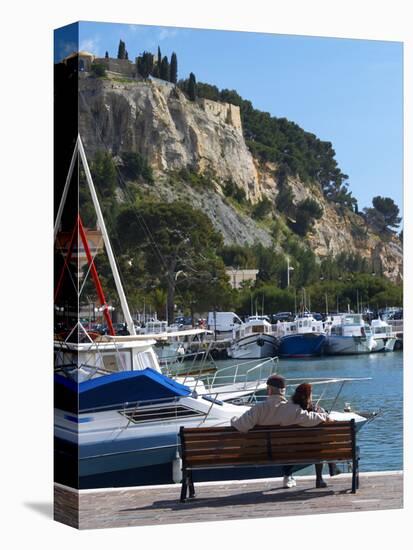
{"left": 223, "top": 179, "right": 247, "bottom": 204}
{"left": 120, "top": 152, "right": 154, "bottom": 183}
{"left": 252, "top": 197, "right": 272, "bottom": 220}
{"left": 293, "top": 198, "right": 323, "bottom": 236}
{"left": 91, "top": 63, "right": 107, "bottom": 77}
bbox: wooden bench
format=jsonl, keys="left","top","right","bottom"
{"left": 179, "top": 420, "right": 359, "bottom": 502}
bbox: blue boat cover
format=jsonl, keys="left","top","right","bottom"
{"left": 54, "top": 368, "right": 191, "bottom": 413}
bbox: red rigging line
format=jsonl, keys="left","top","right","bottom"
{"left": 55, "top": 214, "right": 116, "bottom": 336}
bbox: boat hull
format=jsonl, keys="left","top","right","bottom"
{"left": 325, "top": 335, "right": 376, "bottom": 355}
{"left": 230, "top": 334, "right": 278, "bottom": 360}
{"left": 55, "top": 436, "right": 291, "bottom": 488}
{"left": 372, "top": 337, "right": 397, "bottom": 352}
{"left": 278, "top": 333, "right": 326, "bottom": 358}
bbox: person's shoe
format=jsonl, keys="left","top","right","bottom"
{"left": 316, "top": 478, "right": 328, "bottom": 488}
{"left": 329, "top": 465, "right": 342, "bottom": 477}
{"left": 283, "top": 475, "right": 296, "bottom": 488}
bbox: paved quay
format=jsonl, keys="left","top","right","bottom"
{"left": 54, "top": 471, "right": 403, "bottom": 530}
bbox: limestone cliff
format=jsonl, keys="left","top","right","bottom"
{"left": 78, "top": 74, "right": 402, "bottom": 282}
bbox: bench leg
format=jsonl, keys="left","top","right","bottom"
{"left": 356, "top": 458, "right": 360, "bottom": 490}
{"left": 180, "top": 471, "right": 188, "bottom": 502}
{"left": 189, "top": 471, "right": 195, "bottom": 499}
{"left": 351, "top": 459, "right": 357, "bottom": 494}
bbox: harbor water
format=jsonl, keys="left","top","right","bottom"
{"left": 213, "top": 352, "right": 403, "bottom": 472}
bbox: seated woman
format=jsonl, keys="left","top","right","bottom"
{"left": 292, "top": 383, "right": 341, "bottom": 488}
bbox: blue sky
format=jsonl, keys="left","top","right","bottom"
{"left": 55, "top": 21, "right": 403, "bottom": 218}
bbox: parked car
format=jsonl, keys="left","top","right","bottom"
{"left": 270, "top": 312, "right": 294, "bottom": 323}
{"left": 174, "top": 316, "right": 193, "bottom": 327}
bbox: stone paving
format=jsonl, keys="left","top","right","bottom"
{"left": 54, "top": 471, "right": 403, "bottom": 530}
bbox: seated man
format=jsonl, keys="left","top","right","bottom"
{"left": 231, "top": 374, "right": 329, "bottom": 488}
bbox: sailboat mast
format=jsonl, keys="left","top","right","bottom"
{"left": 78, "top": 136, "right": 136, "bottom": 336}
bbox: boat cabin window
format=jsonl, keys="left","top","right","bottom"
{"left": 138, "top": 350, "right": 158, "bottom": 371}
{"left": 102, "top": 351, "right": 132, "bottom": 372}
{"left": 120, "top": 403, "right": 205, "bottom": 424}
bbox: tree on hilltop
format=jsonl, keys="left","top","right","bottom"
{"left": 188, "top": 72, "right": 197, "bottom": 101}
{"left": 372, "top": 196, "right": 401, "bottom": 229}
{"left": 117, "top": 40, "right": 126, "bottom": 59}
{"left": 157, "top": 46, "right": 162, "bottom": 70}
{"left": 170, "top": 52, "right": 178, "bottom": 84}
{"left": 105, "top": 51, "right": 109, "bottom": 59}
{"left": 160, "top": 56, "right": 170, "bottom": 80}
{"left": 137, "top": 51, "right": 154, "bottom": 79}
{"left": 363, "top": 196, "right": 401, "bottom": 233}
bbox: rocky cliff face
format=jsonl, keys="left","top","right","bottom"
{"left": 79, "top": 76, "right": 260, "bottom": 200}
{"left": 79, "top": 75, "right": 403, "bottom": 282}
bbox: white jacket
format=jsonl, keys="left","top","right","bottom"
{"left": 231, "top": 393, "right": 328, "bottom": 433}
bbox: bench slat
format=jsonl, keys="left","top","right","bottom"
{"left": 183, "top": 433, "right": 351, "bottom": 449}
{"left": 185, "top": 450, "right": 353, "bottom": 466}
{"left": 185, "top": 441, "right": 351, "bottom": 459}
{"left": 183, "top": 423, "right": 352, "bottom": 436}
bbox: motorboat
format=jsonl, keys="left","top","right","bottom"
{"left": 54, "top": 364, "right": 371, "bottom": 489}
{"left": 370, "top": 318, "right": 397, "bottom": 352}
{"left": 274, "top": 314, "right": 326, "bottom": 358}
{"left": 324, "top": 313, "right": 377, "bottom": 355}
{"left": 229, "top": 315, "right": 278, "bottom": 359}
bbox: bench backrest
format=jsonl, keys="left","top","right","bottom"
{"left": 180, "top": 421, "right": 355, "bottom": 468}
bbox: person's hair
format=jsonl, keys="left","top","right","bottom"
{"left": 266, "top": 374, "right": 286, "bottom": 389}
{"left": 292, "top": 383, "right": 312, "bottom": 411}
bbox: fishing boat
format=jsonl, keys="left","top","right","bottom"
{"left": 229, "top": 315, "right": 278, "bottom": 359}
{"left": 274, "top": 314, "right": 326, "bottom": 358}
{"left": 324, "top": 313, "right": 377, "bottom": 355}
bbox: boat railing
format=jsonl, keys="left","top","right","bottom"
{"left": 161, "top": 346, "right": 218, "bottom": 383}
{"left": 75, "top": 391, "right": 240, "bottom": 427}
{"left": 387, "top": 320, "right": 403, "bottom": 335}
{"left": 201, "top": 357, "right": 278, "bottom": 391}
{"left": 246, "top": 376, "right": 372, "bottom": 411}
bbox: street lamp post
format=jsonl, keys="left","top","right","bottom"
{"left": 287, "top": 257, "right": 294, "bottom": 287}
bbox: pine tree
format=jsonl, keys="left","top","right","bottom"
{"left": 160, "top": 56, "right": 170, "bottom": 80}
{"left": 157, "top": 46, "right": 162, "bottom": 70}
{"left": 170, "top": 52, "right": 178, "bottom": 84}
{"left": 188, "top": 72, "right": 197, "bottom": 101}
{"left": 117, "top": 40, "right": 126, "bottom": 59}
{"left": 125, "top": 50, "right": 129, "bottom": 60}
{"left": 136, "top": 52, "right": 154, "bottom": 79}
{"left": 105, "top": 51, "right": 109, "bottom": 59}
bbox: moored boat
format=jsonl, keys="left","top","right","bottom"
{"left": 370, "top": 318, "right": 397, "bottom": 352}
{"left": 275, "top": 314, "right": 326, "bottom": 358}
{"left": 229, "top": 315, "right": 278, "bottom": 359}
{"left": 325, "top": 313, "right": 377, "bottom": 355}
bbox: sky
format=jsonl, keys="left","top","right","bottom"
{"left": 55, "top": 21, "right": 403, "bottom": 218}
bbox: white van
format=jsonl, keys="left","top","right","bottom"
{"left": 207, "top": 312, "right": 243, "bottom": 334}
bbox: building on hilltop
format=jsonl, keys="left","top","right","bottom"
{"left": 63, "top": 50, "right": 95, "bottom": 72}
{"left": 94, "top": 56, "right": 137, "bottom": 78}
